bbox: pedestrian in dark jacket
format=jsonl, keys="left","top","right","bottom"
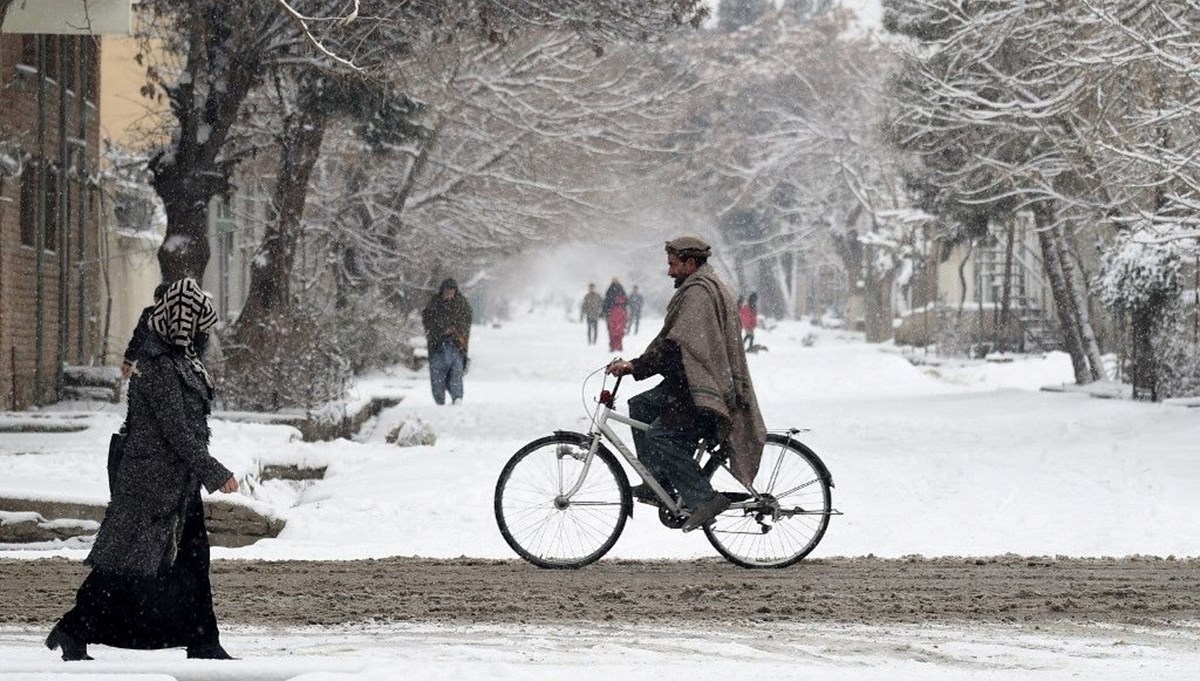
{"left": 626, "top": 285, "right": 644, "bottom": 335}
{"left": 421, "top": 278, "right": 473, "bottom": 405}
{"left": 580, "top": 283, "right": 602, "bottom": 345}
{"left": 47, "top": 278, "right": 240, "bottom": 662}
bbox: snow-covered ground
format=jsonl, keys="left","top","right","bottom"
{"left": 5, "top": 309, "right": 1198, "bottom": 562}
{"left": 3, "top": 306, "right": 1199, "bottom": 678}
{"left": 4, "top": 619, "right": 1200, "bottom": 680}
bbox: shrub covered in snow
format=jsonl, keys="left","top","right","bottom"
{"left": 332, "top": 290, "right": 420, "bottom": 375}
{"left": 1152, "top": 304, "right": 1200, "bottom": 399}
{"left": 218, "top": 311, "right": 350, "bottom": 412}
{"left": 1097, "top": 236, "right": 1182, "bottom": 313}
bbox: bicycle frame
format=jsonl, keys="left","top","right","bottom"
{"left": 497, "top": 366, "right": 842, "bottom": 569}
{"left": 560, "top": 373, "right": 757, "bottom": 517}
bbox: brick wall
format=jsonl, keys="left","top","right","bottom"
{"left": 0, "top": 35, "right": 104, "bottom": 409}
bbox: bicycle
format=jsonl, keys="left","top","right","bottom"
{"left": 494, "top": 366, "right": 840, "bottom": 569}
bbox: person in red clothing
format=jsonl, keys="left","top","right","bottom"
{"left": 740, "top": 292, "right": 758, "bottom": 352}
{"left": 601, "top": 277, "right": 628, "bottom": 352}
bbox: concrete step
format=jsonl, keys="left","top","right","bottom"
{"left": 61, "top": 366, "right": 121, "bottom": 403}
{"left": 0, "top": 496, "right": 284, "bottom": 548}
{"left": 60, "top": 385, "right": 121, "bottom": 403}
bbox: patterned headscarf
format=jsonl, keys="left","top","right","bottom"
{"left": 149, "top": 278, "right": 217, "bottom": 388}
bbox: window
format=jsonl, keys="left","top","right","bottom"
{"left": 17, "top": 159, "right": 62, "bottom": 251}
{"left": 44, "top": 164, "right": 59, "bottom": 252}
{"left": 20, "top": 36, "right": 37, "bottom": 68}
{"left": 81, "top": 38, "right": 99, "bottom": 102}
{"left": 19, "top": 163, "right": 37, "bottom": 247}
{"left": 44, "top": 36, "right": 59, "bottom": 81}
{"left": 62, "top": 37, "right": 76, "bottom": 92}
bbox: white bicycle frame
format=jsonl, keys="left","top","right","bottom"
{"left": 559, "top": 374, "right": 754, "bottom": 517}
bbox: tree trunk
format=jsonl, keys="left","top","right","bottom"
{"left": 754, "top": 258, "right": 788, "bottom": 319}
{"left": 998, "top": 217, "right": 1015, "bottom": 351}
{"left": 152, "top": 168, "right": 218, "bottom": 282}
{"left": 1061, "top": 233, "right": 1107, "bottom": 380}
{"left": 149, "top": 21, "right": 261, "bottom": 282}
{"left": 1031, "top": 203, "right": 1097, "bottom": 384}
{"left": 956, "top": 242, "right": 972, "bottom": 312}
{"left": 0, "top": 0, "right": 15, "bottom": 26}
{"left": 336, "top": 167, "right": 373, "bottom": 310}
{"left": 1130, "top": 306, "right": 1156, "bottom": 401}
{"left": 769, "top": 255, "right": 799, "bottom": 321}
{"left": 236, "top": 108, "right": 328, "bottom": 327}
{"left": 863, "top": 247, "right": 897, "bottom": 343}
{"left": 0, "top": 0, "right": 16, "bottom": 26}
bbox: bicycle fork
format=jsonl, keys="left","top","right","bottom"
{"left": 557, "top": 403, "right": 686, "bottom": 517}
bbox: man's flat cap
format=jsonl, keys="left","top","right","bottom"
{"left": 665, "top": 236, "right": 712, "bottom": 259}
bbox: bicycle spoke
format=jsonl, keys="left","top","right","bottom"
{"left": 765, "top": 445, "right": 785, "bottom": 494}
{"left": 496, "top": 436, "right": 629, "bottom": 568}
{"left": 772, "top": 477, "right": 821, "bottom": 500}
{"left": 702, "top": 434, "right": 832, "bottom": 568}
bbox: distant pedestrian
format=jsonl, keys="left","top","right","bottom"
{"left": 421, "top": 278, "right": 473, "bottom": 405}
{"left": 740, "top": 292, "right": 758, "bottom": 352}
{"left": 601, "top": 277, "right": 628, "bottom": 352}
{"left": 627, "top": 285, "right": 644, "bottom": 335}
{"left": 580, "top": 283, "right": 602, "bottom": 345}
{"left": 47, "top": 278, "right": 240, "bottom": 662}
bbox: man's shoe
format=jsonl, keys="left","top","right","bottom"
{"left": 45, "top": 623, "right": 92, "bottom": 661}
{"left": 187, "top": 643, "right": 236, "bottom": 660}
{"left": 630, "top": 483, "right": 661, "bottom": 506}
{"left": 681, "top": 494, "right": 730, "bottom": 533}
{"left": 451, "top": 398, "right": 462, "bottom": 405}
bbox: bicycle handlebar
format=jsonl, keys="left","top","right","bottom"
{"left": 598, "top": 361, "right": 625, "bottom": 409}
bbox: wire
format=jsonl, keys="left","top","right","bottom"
{"left": 581, "top": 364, "right": 607, "bottom": 427}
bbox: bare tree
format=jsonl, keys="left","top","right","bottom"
{"left": 137, "top": 0, "right": 708, "bottom": 282}
{"left": 654, "top": 7, "right": 913, "bottom": 332}
{"left": 305, "top": 26, "right": 704, "bottom": 316}
{"left": 883, "top": 0, "right": 1111, "bottom": 381}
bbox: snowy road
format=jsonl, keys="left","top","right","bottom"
{"left": 5, "top": 554, "right": 1199, "bottom": 627}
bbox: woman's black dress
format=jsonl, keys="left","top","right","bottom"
{"left": 56, "top": 492, "right": 219, "bottom": 649}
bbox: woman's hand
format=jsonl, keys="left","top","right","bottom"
{"left": 218, "top": 477, "right": 239, "bottom": 494}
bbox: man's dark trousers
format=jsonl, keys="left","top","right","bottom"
{"left": 628, "top": 382, "right": 719, "bottom": 510}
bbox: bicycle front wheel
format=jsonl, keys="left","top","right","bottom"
{"left": 704, "top": 433, "right": 833, "bottom": 568}
{"left": 494, "top": 433, "right": 631, "bottom": 569}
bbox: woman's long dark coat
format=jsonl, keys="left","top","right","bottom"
{"left": 87, "top": 335, "right": 232, "bottom": 577}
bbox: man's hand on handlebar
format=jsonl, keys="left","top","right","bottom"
{"left": 606, "top": 359, "right": 634, "bottom": 377}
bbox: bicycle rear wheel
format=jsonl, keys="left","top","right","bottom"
{"left": 494, "top": 433, "right": 631, "bottom": 569}
{"left": 703, "top": 433, "right": 832, "bottom": 568}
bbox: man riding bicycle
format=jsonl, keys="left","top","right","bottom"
{"left": 606, "top": 236, "right": 766, "bottom": 532}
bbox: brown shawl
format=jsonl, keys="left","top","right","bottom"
{"left": 662, "top": 264, "right": 766, "bottom": 486}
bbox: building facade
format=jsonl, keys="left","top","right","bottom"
{"left": 0, "top": 34, "right": 104, "bottom": 408}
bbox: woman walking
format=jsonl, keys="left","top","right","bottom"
{"left": 46, "top": 278, "right": 240, "bottom": 662}
{"left": 601, "top": 277, "right": 628, "bottom": 352}
{"left": 740, "top": 292, "right": 758, "bottom": 352}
